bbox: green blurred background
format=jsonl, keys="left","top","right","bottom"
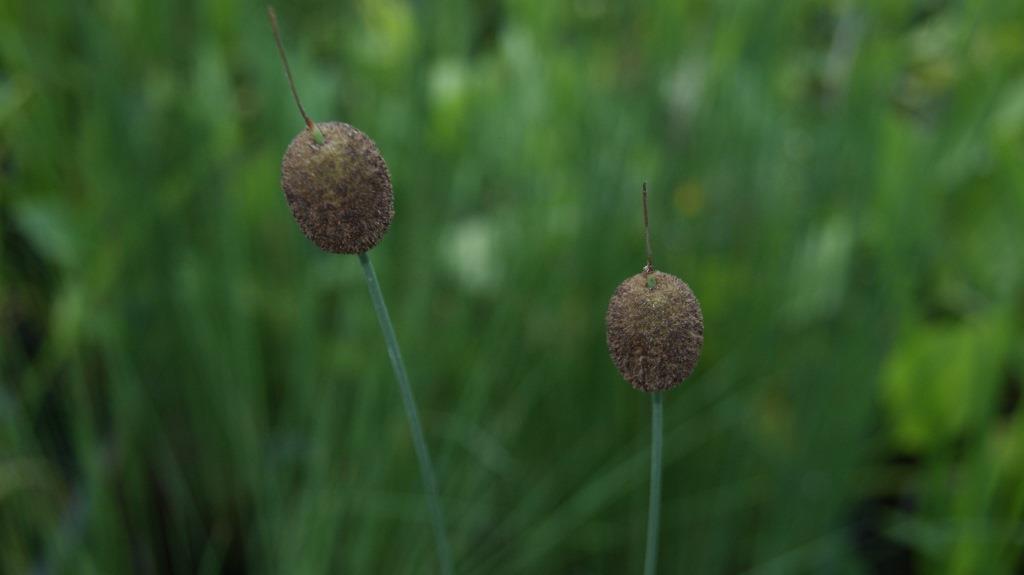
{"left": 3, "top": 0, "right": 1024, "bottom": 573}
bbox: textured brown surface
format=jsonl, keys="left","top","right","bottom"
{"left": 605, "top": 270, "right": 704, "bottom": 392}
{"left": 280, "top": 122, "right": 394, "bottom": 254}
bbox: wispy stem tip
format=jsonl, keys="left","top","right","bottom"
{"left": 642, "top": 181, "right": 653, "bottom": 275}
{"left": 267, "top": 5, "right": 320, "bottom": 138}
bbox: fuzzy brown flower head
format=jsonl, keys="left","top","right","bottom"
{"left": 605, "top": 270, "right": 704, "bottom": 392}
{"left": 280, "top": 122, "right": 394, "bottom": 254}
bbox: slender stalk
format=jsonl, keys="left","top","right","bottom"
{"left": 358, "top": 252, "right": 454, "bottom": 575}
{"left": 642, "top": 181, "right": 653, "bottom": 273}
{"left": 267, "top": 5, "right": 324, "bottom": 143}
{"left": 642, "top": 182, "right": 656, "bottom": 289}
{"left": 643, "top": 391, "right": 663, "bottom": 575}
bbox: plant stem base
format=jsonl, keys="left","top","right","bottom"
{"left": 644, "top": 391, "right": 663, "bottom": 575}
{"left": 359, "top": 252, "right": 454, "bottom": 575}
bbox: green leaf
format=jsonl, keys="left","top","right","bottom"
{"left": 881, "top": 313, "right": 1011, "bottom": 453}
{"left": 12, "top": 199, "right": 77, "bottom": 269}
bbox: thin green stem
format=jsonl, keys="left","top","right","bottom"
{"left": 643, "top": 391, "right": 663, "bottom": 575}
{"left": 358, "top": 252, "right": 454, "bottom": 575}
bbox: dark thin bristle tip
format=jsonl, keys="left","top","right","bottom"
{"left": 605, "top": 270, "right": 704, "bottom": 393}
{"left": 280, "top": 122, "right": 394, "bottom": 254}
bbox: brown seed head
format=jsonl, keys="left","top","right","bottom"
{"left": 280, "top": 121, "right": 395, "bottom": 254}
{"left": 605, "top": 270, "right": 704, "bottom": 392}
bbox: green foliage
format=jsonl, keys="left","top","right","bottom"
{"left": 3, "top": 0, "right": 1024, "bottom": 573}
{"left": 882, "top": 312, "right": 1012, "bottom": 453}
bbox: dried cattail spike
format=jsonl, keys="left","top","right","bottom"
{"left": 606, "top": 270, "right": 704, "bottom": 392}
{"left": 280, "top": 122, "right": 395, "bottom": 253}
{"left": 268, "top": 7, "right": 394, "bottom": 253}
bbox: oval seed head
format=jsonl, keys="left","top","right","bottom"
{"left": 605, "top": 270, "right": 704, "bottom": 392}
{"left": 280, "top": 121, "right": 395, "bottom": 254}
